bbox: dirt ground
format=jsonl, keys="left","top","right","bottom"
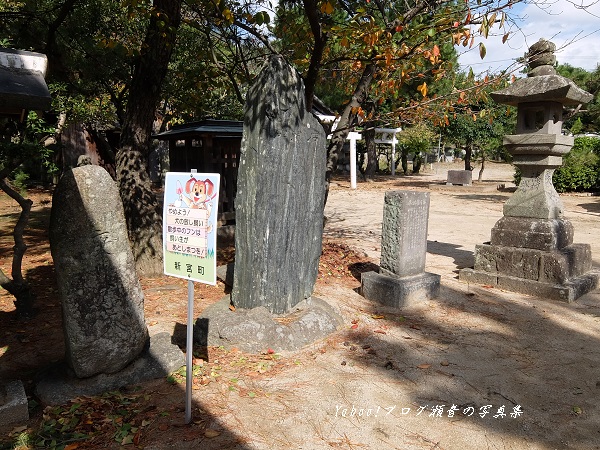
{"left": 3, "top": 161, "right": 600, "bottom": 449}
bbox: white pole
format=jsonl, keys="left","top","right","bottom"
{"left": 391, "top": 139, "right": 396, "bottom": 176}
{"left": 185, "top": 280, "right": 194, "bottom": 424}
{"left": 349, "top": 133, "right": 359, "bottom": 189}
{"left": 350, "top": 140, "right": 357, "bottom": 189}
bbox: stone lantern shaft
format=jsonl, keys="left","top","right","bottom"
{"left": 490, "top": 39, "right": 592, "bottom": 220}
{"left": 459, "top": 39, "right": 599, "bottom": 302}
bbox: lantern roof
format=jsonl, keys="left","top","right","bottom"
{"left": 491, "top": 39, "right": 593, "bottom": 107}
{"left": 491, "top": 75, "right": 592, "bottom": 106}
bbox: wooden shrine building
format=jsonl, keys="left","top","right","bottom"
{"left": 154, "top": 119, "right": 242, "bottom": 219}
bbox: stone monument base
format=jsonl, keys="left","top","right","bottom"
{"left": 35, "top": 333, "right": 184, "bottom": 405}
{"left": 361, "top": 271, "right": 441, "bottom": 308}
{"left": 490, "top": 216, "right": 573, "bottom": 251}
{"left": 0, "top": 380, "right": 28, "bottom": 430}
{"left": 194, "top": 296, "right": 343, "bottom": 353}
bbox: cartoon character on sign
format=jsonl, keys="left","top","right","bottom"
{"left": 176, "top": 177, "right": 216, "bottom": 218}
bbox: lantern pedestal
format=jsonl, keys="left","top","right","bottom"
{"left": 461, "top": 216, "right": 598, "bottom": 302}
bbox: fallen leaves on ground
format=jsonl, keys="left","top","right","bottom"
{"left": 0, "top": 190, "right": 377, "bottom": 450}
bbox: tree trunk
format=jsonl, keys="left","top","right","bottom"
{"left": 0, "top": 174, "right": 35, "bottom": 318}
{"left": 52, "top": 112, "right": 67, "bottom": 183}
{"left": 117, "top": 0, "right": 181, "bottom": 276}
{"left": 302, "top": 0, "right": 328, "bottom": 112}
{"left": 325, "top": 62, "right": 378, "bottom": 200}
{"left": 364, "top": 125, "right": 377, "bottom": 180}
{"left": 478, "top": 153, "right": 486, "bottom": 181}
{"left": 412, "top": 152, "right": 422, "bottom": 174}
{"left": 464, "top": 144, "right": 473, "bottom": 171}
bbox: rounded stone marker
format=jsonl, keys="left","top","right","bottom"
{"left": 50, "top": 165, "right": 148, "bottom": 378}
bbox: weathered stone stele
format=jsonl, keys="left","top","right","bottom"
{"left": 50, "top": 165, "right": 148, "bottom": 378}
{"left": 231, "top": 55, "right": 327, "bottom": 314}
{"left": 380, "top": 191, "right": 430, "bottom": 277}
{"left": 361, "top": 191, "right": 440, "bottom": 307}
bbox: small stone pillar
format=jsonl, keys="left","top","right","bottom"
{"left": 460, "top": 40, "right": 599, "bottom": 301}
{"left": 361, "top": 191, "right": 440, "bottom": 307}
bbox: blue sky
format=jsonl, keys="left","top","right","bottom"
{"left": 458, "top": 0, "right": 600, "bottom": 74}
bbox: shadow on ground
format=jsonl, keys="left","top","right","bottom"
{"left": 576, "top": 199, "right": 600, "bottom": 214}
{"left": 328, "top": 272, "right": 600, "bottom": 449}
{"left": 0, "top": 264, "right": 63, "bottom": 383}
{"left": 453, "top": 194, "right": 511, "bottom": 203}
{"left": 427, "top": 240, "right": 475, "bottom": 269}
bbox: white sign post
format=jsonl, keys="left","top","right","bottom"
{"left": 347, "top": 132, "right": 362, "bottom": 190}
{"left": 163, "top": 171, "right": 220, "bottom": 424}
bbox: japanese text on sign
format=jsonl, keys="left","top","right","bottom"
{"left": 162, "top": 173, "right": 220, "bottom": 284}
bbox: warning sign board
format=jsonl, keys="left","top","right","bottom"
{"left": 163, "top": 172, "right": 220, "bottom": 284}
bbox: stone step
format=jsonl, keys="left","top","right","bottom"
{"left": 460, "top": 268, "right": 600, "bottom": 303}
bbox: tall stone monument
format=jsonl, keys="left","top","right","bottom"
{"left": 231, "top": 55, "right": 328, "bottom": 314}
{"left": 361, "top": 191, "right": 440, "bottom": 307}
{"left": 195, "top": 56, "right": 342, "bottom": 352}
{"left": 460, "top": 39, "right": 599, "bottom": 301}
{"left": 50, "top": 165, "right": 149, "bottom": 377}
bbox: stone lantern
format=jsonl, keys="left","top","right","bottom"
{"left": 460, "top": 39, "right": 599, "bottom": 301}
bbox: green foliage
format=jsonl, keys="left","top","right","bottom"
{"left": 570, "top": 118, "right": 584, "bottom": 135}
{"left": 398, "top": 124, "right": 435, "bottom": 174}
{"left": 0, "top": 112, "right": 58, "bottom": 184}
{"left": 399, "top": 124, "right": 435, "bottom": 154}
{"left": 514, "top": 137, "right": 600, "bottom": 192}
{"left": 33, "top": 403, "right": 90, "bottom": 449}
{"left": 11, "top": 168, "right": 30, "bottom": 193}
{"left": 555, "top": 64, "right": 600, "bottom": 134}
{"left": 1, "top": 431, "right": 32, "bottom": 450}
{"left": 2, "top": 0, "right": 562, "bottom": 154}
{"left": 553, "top": 137, "right": 600, "bottom": 192}
{"left": 162, "top": 20, "right": 249, "bottom": 121}
{"left": 442, "top": 78, "right": 516, "bottom": 162}
{"left": 49, "top": 83, "right": 117, "bottom": 129}
{"left": 3, "top": 0, "right": 151, "bottom": 126}
{"left": 0, "top": 391, "right": 156, "bottom": 449}
{"left": 583, "top": 66, "right": 600, "bottom": 133}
